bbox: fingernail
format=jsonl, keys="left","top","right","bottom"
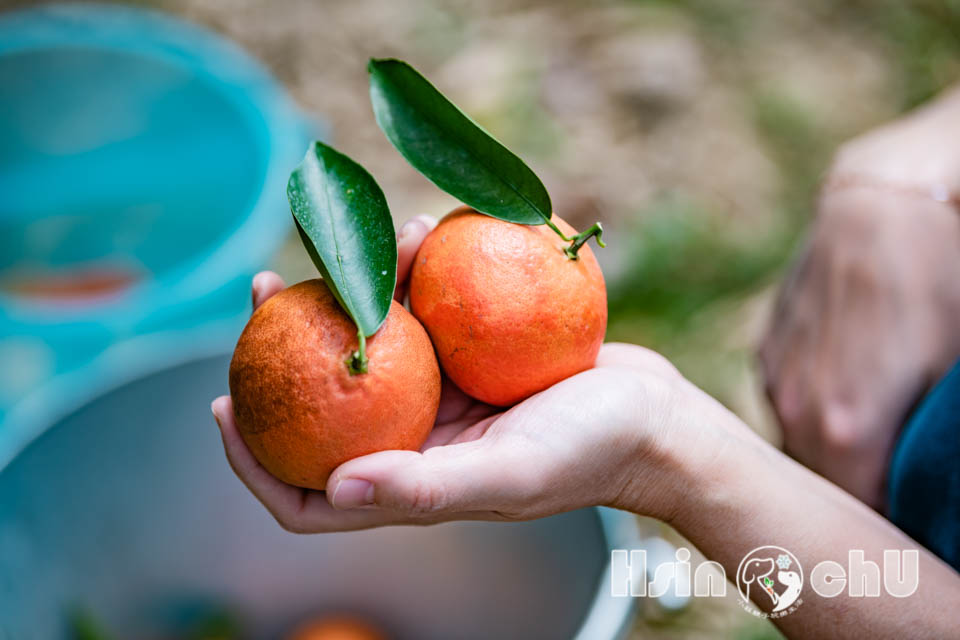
{"left": 251, "top": 273, "right": 266, "bottom": 305}
{"left": 397, "top": 218, "right": 426, "bottom": 242}
{"left": 331, "top": 478, "right": 374, "bottom": 509}
{"left": 210, "top": 399, "right": 223, "bottom": 428}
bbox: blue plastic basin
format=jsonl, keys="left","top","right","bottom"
{"left": 0, "top": 3, "right": 312, "bottom": 463}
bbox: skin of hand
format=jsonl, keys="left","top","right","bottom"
{"left": 213, "top": 215, "right": 960, "bottom": 638}
{"left": 213, "top": 214, "right": 694, "bottom": 530}
{"left": 760, "top": 87, "right": 960, "bottom": 510}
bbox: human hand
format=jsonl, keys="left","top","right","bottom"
{"left": 760, "top": 95, "right": 960, "bottom": 509}
{"left": 212, "top": 218, "right": 732, "bottom": 532}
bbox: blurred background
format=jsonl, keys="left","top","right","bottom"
{"left": 1, "top": 0, "right": 958, "bottom": 638}
{"left": 139, "top": 0, "right": 960, "bottom": 440}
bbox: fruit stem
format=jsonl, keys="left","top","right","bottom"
{"left": 564, "top": 222, "right": 606, "bottom": 260}
{"left": 346, "top": 330, "right": 369, "bottom": 375}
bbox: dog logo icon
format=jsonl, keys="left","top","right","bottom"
{"left": 736, "top": 546, "right": 803, "bottom": 617}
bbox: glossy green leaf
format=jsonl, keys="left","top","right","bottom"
{"left": 287, "top": 141, "right": 397, "bottom": 338}
{"left": 369, "top": 58, "right": 552, "bottom": 226}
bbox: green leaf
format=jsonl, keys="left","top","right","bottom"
{"left": 368, "top": 58, "right": 552, "bottom": 226}
{"left": 287, "top": 141, "right": 397, "bottom": 338}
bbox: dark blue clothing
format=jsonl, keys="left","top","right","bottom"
{"left": 888, "top": 358, "right": 960, "bottom": 571}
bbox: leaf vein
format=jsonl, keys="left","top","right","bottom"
{"left": 318, "top": 153, "right": 357, "bottom": 322}
{"left": 380, "top": 68, "right": 551, "bottom": 223}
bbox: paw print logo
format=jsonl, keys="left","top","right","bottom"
{"left": 776, "top": 554, "right": 792, "bottom": 570}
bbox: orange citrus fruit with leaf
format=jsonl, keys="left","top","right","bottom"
{"left": 229, "top": 279, "right": 441, "bottom": 490}
{"left": 410, "top": 207, "right": 607, "bottom": 406}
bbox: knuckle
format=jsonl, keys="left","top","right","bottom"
{"left": 818, "top": 402, "right": 867, "bottom": 453}
{"left": 634, "top": 367, "right": 681, "bottom": 401}
{"left": 505, "top": 458, "right": 549, "bottom": 502}
{"left": 642, "top": 350, "right": 682, "bottom": 379}
{"left": 491, "top": 508, "right": 528, "bottom": 522}
{"left": 407, "top": 478, "right": 448, "bottom": 516}
{"left": 627, "top": 345, "right": 679, "bottom": 377}
{"left": 273, "top": 510, "right": 306, "bottom": 534}
{"left": 603, "top": 343, "right": 681, "bottom": 378}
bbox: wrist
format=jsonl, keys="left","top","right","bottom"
{"left": 830, "top": 92, "right": 960, "bottom": 198}
{"left": 609, "top": 377, "right": 761, "bottom": 525}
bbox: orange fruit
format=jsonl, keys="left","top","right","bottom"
{"left": 409, "top": 207, "right": 607, "bottom": 406}
{"left": 229, "top": 279, "right": 441, "bottom": 490}
{"left": 286, "top": 616, "right": 387, "bottom": 640}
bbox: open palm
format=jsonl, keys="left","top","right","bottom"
{"left": 212, "top": 215, "right": 683, "bottom": 533}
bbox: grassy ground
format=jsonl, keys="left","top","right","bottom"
{"left": 5, "top": 0, "right": 954, "bottom": 636}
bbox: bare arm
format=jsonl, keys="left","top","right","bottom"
{"left": 618, "top": 385, "right": 960, "bottom": 638}
{"left": 215, "top": 215, "right": 960, "bottom": 638}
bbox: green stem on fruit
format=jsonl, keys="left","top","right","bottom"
{"left": 346, "top": 330, "right": 369, "bottom": 375}
{"left": 564, "top": 222, "right": 606, "bottom": 260}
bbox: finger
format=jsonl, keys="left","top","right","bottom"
{"left": 765, "top": 243, "right": 827, "bottom": 461}
{"left": 759, "top": 237, "right": 823, "bottom": 436}
{"left": 811, "top": 365, "right": 925, "bottom": 509}
{"left": 211, "top": 395, "right": 306, "bottom": 525}
{"left": 773, "top": 329, "right": 824, "bottom": 467}
{"left": 798, "top": 241, "right": 908, "bottom": 507}
{"left": 275, "top": 490, "right": 415, "bottom": 532}
{"left": 435, "top": 376, "right": 495, "bottom": 423}
{"left": 327, "top": 438, "right": 533, "bottom": 517}
{"left": 287, "top": 489, "right": 511, "bottom": 531}
{"left": 760, "top": 236, "right": 816, "bottom": 376}
{"left": 394, "top": 215, "right": 437, "bottom": 301}
{"left": 773, "top": 370, "right": 820, "bottom": 464}
{"left": 421, "top": 420, "right": 472, "bottom": 450}
{"left": 446, "top": 413, "right": 500, "bottom": 445}
{"left": 252, "top": 271, "right": 286, "bottom": 310}
{"left": 212, "top": 397, "right": 506, "bottom": 532}
{"left": 814, "top": 403, "right": 900, "bottom": 510}
{"left": 422, "top": 411, "right": 500, "bottom": 450}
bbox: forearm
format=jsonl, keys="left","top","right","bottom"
{"left": 621, "top": 397, "right": 960, "bottom": 638}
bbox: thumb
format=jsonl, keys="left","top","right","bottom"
{"left": 326, "top": 439, "right": 531, "bottom": 517}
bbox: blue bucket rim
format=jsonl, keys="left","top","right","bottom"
{"left": 0, "top": 3, "right": 312, "bottom": 466}
{"left": 0, "top": 2, "right": 309, "bottom": 322}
